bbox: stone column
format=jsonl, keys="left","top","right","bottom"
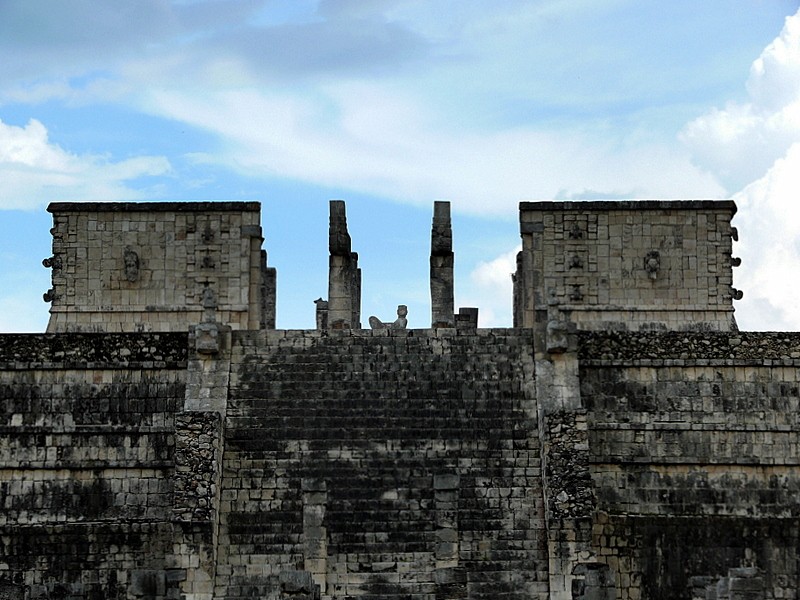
{"left": 243, "top": 224, "right": 266, "bottom": 330}
{"left": 512, "top": 251, "right": 524, "bottom": 328}
{"left": 173, "top": 296, "right": 232, "bottom": 600}
{"left": 430, "top": 201, "right": 454, "bottom": 328}
{"left": 327, "top": 200, "right": 361, "bottom": 329}
{"left": 314, "top": 298, "right": 329, "bottom": 330}
{"left": 260, "top": 249, "right": 277, "bottom": 329}
{"left": 534, "top": 304, "right": 598, "bottom": 599}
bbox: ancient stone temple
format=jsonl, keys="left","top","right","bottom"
{"left": 0, "top": 199, "right": 796, "bottom": 600}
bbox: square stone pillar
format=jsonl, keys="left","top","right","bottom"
{"left": 327, "top": 200, "right": 361, "bottom": 329}
{"left": 430, "top": 201, "right": 454, "bottom": 328}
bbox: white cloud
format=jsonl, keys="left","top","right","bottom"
{"left": 471, "top": 247, "right": 520, "bottom": 290}
{"left": 463, "top": 246, "right": 520, "bottom": 327}
{"left": 0, "top": 118, "right": 171, "bottom": 210}
{"left": 733, "top": 143, "right": 800, "bottom": 331}
{"left": 680, "top": 8, "right": 800, "bottom": 331}
{"left": 748, "top": 11, "right": 800, "bottom": 112}
{"left": 681, "top": 10, "right": 800, "bottom": 192}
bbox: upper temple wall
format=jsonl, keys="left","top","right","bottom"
{"left": 43, "top": 202, "right": 275, "bottom": 333}
{"left": 515, "top": 200, "right": 740, "bottom": 332}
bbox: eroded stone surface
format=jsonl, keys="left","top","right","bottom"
{"left": 44, "top": 202, "right": 273, "bottom": 333}
{"left": 325, "top": 201, "right": 361, "bottom": 329}
{"left": 430, "top": 201, "right": 454, "bottom": 328}
{"left": 3, "top": 199, "right": 798, "bottom": 600}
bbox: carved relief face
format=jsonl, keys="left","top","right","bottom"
{"left": 202, "top": 286, "right": 217, "bottom": 309}
{"left": 397, "top": 305, "right": 408, "bottom": 318}
{"left": 123, "top": 247, "right": 139, "bottom": 282}
{"left": 644, "top": 251, "right": 661, "bottom": 279}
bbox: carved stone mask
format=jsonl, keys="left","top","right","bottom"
{"left": 123, "top": 247, "right": 139, "bottom": 282}
{"left": 644, "top": 250, "right": 660, "bottom": 280}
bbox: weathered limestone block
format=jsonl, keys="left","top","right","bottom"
{"left": 301, "top": 478, "right": 328, "bottom": 594}
{"left": 455, "top": 307, "right": 478, "bottom": 330}
{"left": 720, "top": 567, "right": 764, "bottom": 600}
{"left": 517, "top": 200, "right": 739, "bottom": 331}
{"left": 131, "top": 569, "right": 166, "bottom": 597}
{"left": 430, "top": 201, "right": 455, "bottom": 328}
{"left": 44, "top": 201, "right": 275, "bottom": 333}
{"left": 279, "top": 571, "right": 320, "bottom": 600}
{"left": 572, "top": 562, "right": 616, "bottom": 600}
{"left": 327, "top": 200, "right": 361, "bottom": 329}
{"left": 173, "top": 412, "right": 222, "bottom": 522}
{"left": 195, "top": 321, "right": 220, "bottom": 355}
{"left": 547, "top": 295, "right": 571, "bottom": 354}
{"left": 0, "top": 581, "right": 24, "bottom": 600}
{"left": 261, "top": 249, "right": 277, "bottom": 329}
{"left": 513, "top": 250, "right": 525, "bottom": 327}
{"left": 314, "top": 298, "right": 328, "bottom": 330}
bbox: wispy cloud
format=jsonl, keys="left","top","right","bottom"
{"left": 0, "top": 118, "right": 171, "bottom": 209}
{"left": 0, "top": 0, "right": 742, "bottom": 215}
{"left": 142, "top": 82, "right": 724, "bottom": 216}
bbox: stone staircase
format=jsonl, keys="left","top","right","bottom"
{"left": 215, "top": 329, "right": 546, "bottom": 600}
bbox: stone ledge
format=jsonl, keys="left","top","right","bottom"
{"left": 589, "top": 457, "right": 800, "bottom": 465}
{"left": 580, "top": 358, "right": 800, "bottom": 367}
{"left": 47, "top": 305, "right": 249, "bottom": 313}
{"left": 561, "top": 305, "right": 735, "bottom": 312}
{"left": 47, "top": 201, "right": 261, "bottom": 213}
{"left": 0, "top": 520, "right": 173, "bottom": 533}
{"left": 233, "top": 327, "right": 535, "bottom": 343}
{"left": 579, "top": 331, "right": 800, "bottom": 361}
{"left": 0, "top": 361, "right": 187, "bottom": 371}
{"left": 0, "top": 426, "right": 175, "bottom": 434}
{"left": 0, "top": 461, "right": 174, "bottom": 470}
{"left": 520, "top": 199, "right": 737, "bottom": 213}
{"left": 0, "top": 332, "right": 188, "bottom": 365}
{"left": 590, "top": 422, "right": 798, "bottom": 432}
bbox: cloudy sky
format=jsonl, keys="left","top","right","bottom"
{"left": 1, "top": 0, "right": 799, "bottom": 331}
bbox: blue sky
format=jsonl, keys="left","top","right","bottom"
{"left": 2, "top": 0, "right": 800, "bottom": 331}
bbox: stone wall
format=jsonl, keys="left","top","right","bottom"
{"left": 216, "top": 328, "right": 546, "bottom": 599}
{"left": 1, "top": 327, "right": 797, "bottom": 599}
{"left": 516, "top": 201, "right": 739, "bottom": 332}
{"left": 580, "top": 331, "right": 800, "bottom": 600}
{"left": 44, "top": 202, "right": 273, "bottom": 333}
{"left": 0, "top": 333, "right": 188, "bottom": 599}
{"left": 6, "top": 198, "right": 800, "bottom": 600}
{"left": 0, "top": 327, "right": 554, "bottom": 600}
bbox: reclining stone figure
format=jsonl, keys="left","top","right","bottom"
{"left": 368, "top": 305, "right": 408, "bottom": 330}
